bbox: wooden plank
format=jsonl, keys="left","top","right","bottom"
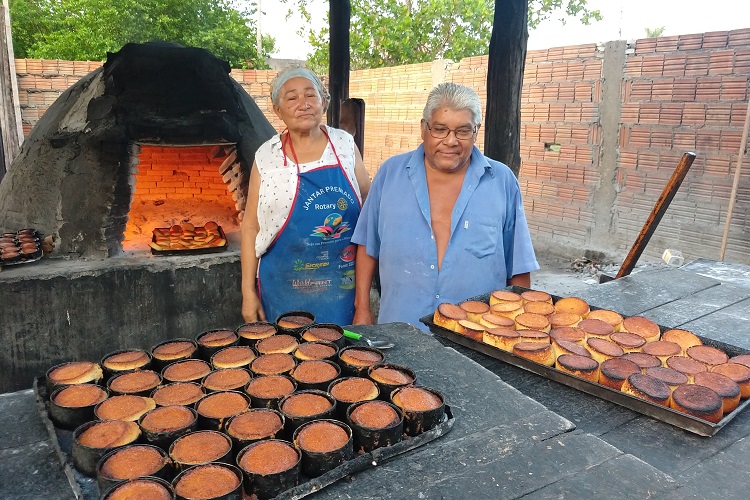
{"left": 0, "top": 0, "right": 24, "bottom": 177}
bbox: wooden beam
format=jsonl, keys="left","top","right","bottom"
{"left": 0, "top": 0, "right": 23, "bottom": 179}
{"left": 327, "top": 0, "right": 350, "bottom": 128}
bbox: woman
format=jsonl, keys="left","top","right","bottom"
{"left": 241, "top": 67, "right": 371, "bottom": 325}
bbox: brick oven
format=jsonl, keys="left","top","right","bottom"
{"left": 0, "top": 41, "right": 276, "bottom": 257}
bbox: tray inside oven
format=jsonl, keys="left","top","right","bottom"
{"left": 150, "top": 225, "right": 228, "bottom": 256}
{"left": 420, "top": 286, "right": 749, "bottom": 437}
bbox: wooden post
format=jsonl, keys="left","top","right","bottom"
{"left": 327, "top": 0, "right": 350, "bottom": 129}
{"left": 719, "top": 99, "right": 750, "bottom": 261}
{"left": 615, "top": 152, "right": 696, "bottom": 279}
{"left": 0, "top": 0, "right": 24, "bottom": 178}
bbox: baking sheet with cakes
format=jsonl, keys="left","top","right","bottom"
{"left": 149, "top": 221, "right": 227, "bottom": 255}
{"left": 0, "top": 228, "right": 43, "bottom": 266}
{"left": 33, "top": 317, "right": 455, "bottom": 500}
{"left": 421, "top": 286, "right": 750, "bottom": 437}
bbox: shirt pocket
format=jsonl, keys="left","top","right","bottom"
{"left": 462, "top": 215, "right": 500, "bottom": 259}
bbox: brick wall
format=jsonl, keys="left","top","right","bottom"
{"left": 12, "top": 28, "right": 750, "bottom": 265}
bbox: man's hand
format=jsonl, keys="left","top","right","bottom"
{"left": 242, "top": 289, "right": 266, "bottom": 322}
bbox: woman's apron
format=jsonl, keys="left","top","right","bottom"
{"left": 257, "top": 129, "right": 361, "bottom": 325}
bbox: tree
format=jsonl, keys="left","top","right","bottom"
{"left": 645, "top": 26, "right": 666, "bottom": 38}
{"left": 303, "top": 0, "right": 601, "bottom": 72}
{"left": 8, "top": 0, "right": 276, "bottom": 68}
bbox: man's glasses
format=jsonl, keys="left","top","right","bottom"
{"left": 425, "top": 122, "right": 477, "bottom": 140}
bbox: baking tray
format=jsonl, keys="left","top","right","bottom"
{"left": 420, "top": 286, "right": 749, "bottom": 437}
{"left": 150, "top": 225, "right": 228, "bottom": 256}
{"left": 33, "top": 377, "right": 454, "bottom": 500}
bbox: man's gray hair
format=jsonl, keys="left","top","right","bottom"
{"left": 270, "top": 66, "right": 330, "bottom": 110}
{"left": 422, "top": 82, "right": 482, "bottom": 127}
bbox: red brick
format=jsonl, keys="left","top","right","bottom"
{"left": 720, "top": 76, "right": 748, "bottom": 101}
{"left": 702, "top": 31, "right": 729, "bottom": 48}
{"left": 685, "top": 53, "right": 709, "bottom": 76}
{"left": 629, "top": 126, "right": 651, "bottom": 147}
{"left": 639, "top": 103, "right": 661, "bottom": 124}
{"left": 706, "top": 104, "right": 733, "bottom": 125}
{"left": 650, "top": 128, "right": 673, "bottom": 148}
{"left": 625, "top": 56, "right": 644, "bottom": 77}
{"left": 696, "top": 129, "right": 721, "bottom": 149}
{"left": 695, "top": 77, "right": 722, "bottom": 101}
{"left": 678, "top": 33, "right": 704, "bottom": 51}
{"left": 672, "top": 77, "right": 698, "bottom": 102}
{"left": 720, "top": 129, "right": 742, "bottom": 153}
{"left": 630, "top": 80, "right": 653, "bottom": 100}
{"left": 652, "top": 79, "right": 675, "bottom": 101}
{"left": 709, "top": 50, "right": 735, "bottom": 75}
{"left": 673, "top": 130, "right": 696, "bottom": 150}
{"left": 636, "top": 38, "right": 658, "bottom": 54}
{"left": 728, "top": 28, "right": 750, "bottom": 47}
{"left": 641, "top": 55, "right": 666, "bottom": 76}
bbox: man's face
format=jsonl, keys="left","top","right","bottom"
{"left": 421, "top": 107, "right": 477, "bottom": 174}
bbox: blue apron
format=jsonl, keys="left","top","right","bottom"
{"left": 257, "top": 129, "right": 361, "bottom": 325}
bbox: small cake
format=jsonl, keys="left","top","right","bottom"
{"left": 687, "top": 345, "right": 729, "bottom": 368}
{"left": 514, "top": 312, "right": 551, "bottom": 332}
{"left": 202, "top": 368, "right": 252, "bottom": 392}
{"left": 556, "top": 354, "right": 599, "bottom": 382}
{"left": 553, "top": 297, "right": 590, "bottom": 318}
{"left": 455, "top": 320, "right": 485, "bottom": 341}
{"left": 151, "top": 340, "right": 196, "bottom": 364}
{"left": 48, "top": 361, "right": 103, "bottom": 387}
{"left": 578, "top": 318, "right": 615, "bottom": 340}
{"left": 99, "top": 445, "right": 168, "bottom": 482}
{"left": 694, "top": 372, "right": 741, "bottom": 414}
{"left": 245, "top": 375, "right": 296, "bottom": 400}
{"left": 670, "top": 384, "right": 723, "bottom": 423}
{"left": 610, "top": 332, "right": 646, "bottom": 353}
{"left": 642, "top": 341, "right": 682, "bottom": 366}
{"left": 621, "top": 373, "right": 672, "bottom": 406}
{"left": 621, "top": 316, "right": 660, "bottom": 343}
{"left": 77, "top": 420, "right": 141, "bottom": 448}
{"left": 329, "top": 377, "right": 379, "bottom": 403}
{"left": 294, "top": 341, "right": 338, "bottom": 361}
{"left": 549, "top": 326, "right": 586, "bottom": 345}
{"left": 95, "top": 395, "right": 156, "bottom": 421}
{"left": 236, "top": 322, "right": 277, "bottom": 342}
{"left": 211, "top": 346, "right": 256, "bottom": 369}
{"left": 520, "top": 290, "right": 553, "bottom": 304}
{"left": 586, "top": 309, "right": 624, "bottom": 332}
{"left": 489, "top": 290, "right": 522, "bottom": 306}
{"left": 102, "top": 350, "right": 151, "bottom": 372}
{"left": 162, "top": 359, "right": 212, "bottom": 383}
{"left": 151, "top": 382, "right": 205, "bottom": 407}
{"left": 296, "top": 421, "right": 349, "bottom": 453}
{"left": 522, "top": 301, "right": 555, "bottom": 317}
{"left": 255, "top": 334, "right": 299, "bottom": 355}
{"left": 250, "top": 353, "right": 296, "bottom": 376}
{"left": 433, "top": 303, "right": 468, "bottom": 331}
{"left": 104, "top": 478, "right": 172, "bottom": 500}
{"left": 226, "top": 409, "right": 284, "bottom": 441}
{"left": 479, "top": 313, "right": 516, "bottom": 330}
{"left": 108, "top": 370, "right": 161, "bottom": 395}
{"left": 517, "top": 329, "right": 551, "bottom": 343}
{"left": 711, "top": 363, "right": 750, "bottom": 398}
{"left": 302, "top": 325, "right": 344, "bottom": 343}
{"left": 729, "top": 354, "right": 750, "bottom": 368}
{"left": 391, "top": 386, "right": 443, "bottom": 412}
{"left": 666, "top": 356, "right": 707, "bottom": 383}
{"left": 599, "top": 358, "right": 641, "bottom": 390}
{"left": 53, "top": 384, "right": 107, "bottom": 408}
{"left": 586, "top": 337, "right": 625, "bottom": 364}
{"left": 281, "top": 392, "right": 333, "bottom": 417}
{"left": 645, "top": 366, "right": 689, "bottom": 389}
{"left": 291, "top": 360, "right": 340, "bottom": 386}
{"left": 349, "top": 400, "right": 400, "bottom": 429}
{"left": 661, "top": 329, "right": 702, "bottom": 354}
{"left": 277, "top": 314, "right": 314, "bottom": 330}
{"left": 369, "top": 365, "right": 415, "bottom": 386}
{"left": 173, "top": 464, "right": 240, "bottom": 499}
{"left": 489, "top": 301, "right": 523, "bottom": 320}
{"left": 548, "top": 313, "right": 582, "bottom": 330}
{"left": 170, "top": 430, "right": 232, "bottom": 465}
{"left": 621, "top": 352, "right": 662, "bottom": 372}
{"left": 459, "top": 300, "right": 490, "bottom": 323}
{"left": 196, "top": 329, "right": 238, "bottom": 349}
{"left": 483, "top": 327, "right": 520, "bottom": 351}
{"left": 140, "top": 405, "right": 196, "bottom": 434}
{"left": 512, "top": 341, "right": 555, "bottom": 366}
{"left": 339, "top": 348, "right": 384, "bottom": 368}
{"left": 196, "top": 391, "right": 250, "bottom": 419}
{"left": 551, "top": 338, "right": 591, "bottom": 359}
{"left": 238, "top": 440, "right": 299, "bottom": 476}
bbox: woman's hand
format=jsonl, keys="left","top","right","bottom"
{"left": 242, "top": 289, "right": 266, "bottom": 322}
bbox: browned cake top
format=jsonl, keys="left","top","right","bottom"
{"left": 281, "top": 393, "right": 332, "bottom": 417}
{"left": 578, "top": 319, "right": 615, "bottom": 337}
{"left": 548, "top": 313, "right": 582, "bottom": 328}
{"left": 151, "top": 383, "right": 204, "bottom": 406}
{"left": 481, "top": 313, "right": 516, "bottom": 328}
{"left": 622, "top": 316, "right": 660, "bottom": 339}
{"left": 212, "top": 346, "right": 256, "bottom": 367}
{"left": 621, "top": 352, "right": 662, "bottom": 370}
{"left": 392, "top": 386, "right": 442, "bottom": 412}
{"left": 642, "top": 341, "right": 682, "bottom": 358}
{"left": 152, "top": 340, "right": 195, "bottom": 360}
{"left": 694, "top": 372, "right": 741, "bottom": 398}
{"left": 554, "top": 339, "right": 591, "bottom": 358}
{"left": 109, "top": 370, "right": 161, "bottom": 393}
{"left": 78, "top": 420, "right": 140, "bottom": 448}
{"left": 436, "top": 302, "right": 468, "bottom": 320}
{"left": 459, "top": 300, "right": 490, "bottom": 314}
{"left": 174, "top": 464, "right": 239, "bottom": 498}
{"left": 523, "top": 301, "right": 555, "bottom": 316}
{"left": 513, "top": 341, "right": 551, "bottom": 354}
{"left": 295, "top": 342, "right": 338, "bottom": 360}
{"left": 197, "top": 392, "right": 249, "bottom": 418}
{"left": 553, "top": 297, "right": 589, "bottom": 316}
{"left": 237, "top": 322, "right": 277, "bottom": 339}
{"left": 550, "top": 326, "right": 585, "bottom": 343}
{"left": 517, "top": 329, "right": 550, "bottom": 342}
{"left": 672, "top": 384, "right": 723, "bottom": 414}
{"left": 587, "top": 338, "right": 624, "bottom": 357}
{"left": 107, "top": 479, "right": 172, "bottom": 500}
{"left": 100, "top": 445, "right": 166, "bottom": 480}
{"left": 197, "top": 330, "right": 238, "bottom": 347}
{"left": 521, "top": 290, "right": 552, "bottom": 303}
{"left": 140, "top": 405, "right": 195, "bottom": 433}
{"left": 330, "top": 377, "right": 379, "bottom": 403}
{"left": 277, "top": 315, "right": 314, "bottom": 328}
{"left": 586, "top": 309, "right": 624, "bottom": 328}
{"left": 239, "top": 441, "right": 299, "bottom": 475}
{"left": 370, "top": 366, "right": 415, "bottom": 385}
{"left": 661, "top": 329, "right": 702, "bottom": 350}
{"left": 95, "top": 395, "right": 155, "bottom": 421}
{"left": 251, "top": 353, "right": 296, "bottom": 375}
{"left": 49, "top": 361, "right": 101, "bottom": 384}
{"left": 491, "top": 302, "right": 523, "bottom": 313}
{"left": 557, "top": 354, "right": 599, "bottom": 372}
{"left": 485, "top": 327, "right": 520, "bottom": 339}
{"left": 729, "top": 354, "right": 750, "bottom": 368}
{"left": 291, "top": 360, "right": 339, "bottom": 383}
{"left": 627, "top": 373, "right": 671, "bottom": 401}
{"left": 245, "top": 375, "right": 295, "bottom": 399}
{"left": 53, "top": 384, "right": 107, "bottom": 407}
{"left": 163, "top": 360, "right": 211, "bottom": 382}
{"left": 600, "top": 358, "right": 641, "bottom": 381}
{"left": 491, "top": 290, "right": 522, "bottom": 303}
{"left": 339, "top": 348, "right": 384, "bottom": 367}
{"left": 256, "top": 334, "right": 299, "bottom": 354}
{"left": 645, "top": 366, "right": 689, "bottom": 386}
{"left": 171, "top": 431, "right": 231, "bottom": 464}
{"left": 296, "top": 421, "right": 349, "bottom": 453}
{"left": 350, "top": 400, "right": 400, "bottom": 429}
{"left": 687, "top": 345, "right": 729, "bottom": 367}
{"left": 712, "top": 362, "right": 750, "bottom": 384}
{"left": 303, "top": 326, "right": 343, "bottom": 342}
{"left": 227, "top": 410, "right": 283, "bottom": 440}
{"left": 103, "top": 350, "right": 150, "bottom": 371}
{"left": 666, "top": 356, "right": 708, "bottom": 376}
{"left": 515, "top": 313, "right": 550, "bottom": 331}
{"left": 610, "top": 332, "right": 647, "bottom": 350}
{"left": 202, "top": 369, "right": 252, "bottom": 391}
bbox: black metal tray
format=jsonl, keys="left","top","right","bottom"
{"left": 420, "top": 286, "right": 749, "bottom": 437}
{"left": 33, "top": 378, "right": 455, "bottom": 500}
{"left": 150, "top": 225, "right": 228, "bottom": 256}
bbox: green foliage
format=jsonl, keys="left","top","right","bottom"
{"left": 644, "top": 26, "right": 666, "bottom": 38}
{"left": 8, "top": 0, "right": 276, "bottom": 68}
{"left": 301, "top": 0, "right": 602, "bottom": 72}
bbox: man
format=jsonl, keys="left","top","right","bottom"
{"left": 351, "top": 82, "right": 538, "bottom": 328}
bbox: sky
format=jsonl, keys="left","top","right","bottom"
{"left": 258, "top": 0, "right": 750, "bottom": 60}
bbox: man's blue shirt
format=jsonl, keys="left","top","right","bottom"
{"left": 352, "top": 144, "right": 539, "bottom": 329}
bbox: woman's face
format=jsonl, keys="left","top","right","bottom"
{"left": 273, "top": 77, "right": 325, "bottom": 131}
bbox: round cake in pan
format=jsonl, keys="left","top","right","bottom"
{"left": 349, "top": 400, "right": 400, "bottom": 429}
{"left": 586, "top": 337, "right": 624, "bottom": 364}
{"left": 599, "top": 358, "right": 641, "bottom": 390}
{"left": 294, "top": 341, "right": 338, "bottom": 361}
{"left": 694, "top": 371, "right": 741, "bottom": 414}
{"left": 329, "top": 377, "right": 379, "bottom": 403}
{"left": 256, "top": 334, "right": 299, "bottom": 355}
{"left": 211, "top": 346, "right": 256, "bottom": 369}
{"left": 578, "top": 318, "right": 614, "bottom": 340}
{"left": 250, "top": 353, "right": 296, "bottom": 376}
{"left": 99, "top": 445, "right": 168, "bottom": 482}
{"left": 489, "top": 290, "right": 522, "bottom": 306}
{"left": 140, "top": 405, "right": 196, "bottom": 434}
{"left": 391, "top": 386, "right": 443, "bottom": 412}
{"left": 53, "top": 384, "right": 107, "bottom": 408}
{"left": 151, "top": 382, "right": 204, "bottom": 407}
{"left": 162, "top": 359, "right": 211, "bottom": 383}
{"left": 202, "top": 368, "right": 252, "bottom": 392}
{"left": 102, "top": 350, "right": 150, "bottom": 372}
{"left": 610, "top": 332, "right": 646, "bottom": 353}
{"left": 483, "top": 327, "right": 520, "bottom": 352}
{"left": 621, "top": 352, "right": 661, "bottom": 372}
{"left": 512, "top": 341, "right": 554, "bottom": 366}
{"left": 302, "top": 325, "right": 344, "bottom": 344}
{"left": 103, "top": 478, "right": 172, "bottom": 500}
{"left": 548, "top": 313, "right": 582, "bottom": 330}
{"left": 645, "top": 366, "right": 688, "bottom": 389}
{"left": 523, "top": 301, "right": 555, "bottom": 317}
{"left": 226, "top": 409, "right": 284, "bottom": 441}
{"left": 671, "top": 384, "right": 723, "bottom": 423}
{"left": 238, "top": 440, "right": 299, "bottom": 476}
{"left": 586, "top": 309, "right": 624, "bottom": 332}
{"left": 661, "top": 329, "right": 702, "bottom": 353}
{"left": 77, "top": 420, "right": 141, "bottom": 448}
{"left": 687, "top": 345, "right": 729, "bottom": 368}
{"left": 642, "top": 341, "right": 682, "bottom": 365}
{"left": 621, "top": 373, "right": 672, "bottom": 406}
{"left": 281, "top": 392, "right": 333, "bottom": 417}
{"left": 711, "top": 362, "right": 750, "bottom": 398}
{"left": 245, "top": 375, "right": 296, "bottom": 400}
{"left": 95, "top": 395, "right": 155, "bottom": 421}
{"left": 553, "top": 297, "right": 589, "bottom": 318}
{"left": 549, "top": 326, "right": 586, "bottom": 345}
{"left": 459, "top": 300, "right": 490, "bottom": 323}
{"left": 48, "top": 361, "right": 103, "bottom": 387}
{"left": 520, "top": 290, "right": 553, "bottom": 304}
{"left": 296, "top": 420, "right": 349, "bottom": 453}
{"left": 555, "top": 354, "right": 599, "bottom": 382}
{"left": 666, "top": 356, "right": 707, "bottom": 383}
{"left": 108, "top": 370, "right": 161, "bottom": 395}
{"left": 173, "top": 463, "right": 240, "bottom": 499}
{"left": 170, "top": 430, "right": 232, "bottom": 465}
{"left": 621, "top": 316, "right": 660, "bottom": 343}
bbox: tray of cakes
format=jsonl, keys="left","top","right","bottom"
{"left": 0, "top": 228, "right": 43, "bottom": 266}
{"left": 421, "top": 286, "right": 750, "bottom": 437}
{"left": 149, "top": 221, "right": 227, "bottom": 255}
{"left": 33, "top": 317, "right": 455, "bottom": 499}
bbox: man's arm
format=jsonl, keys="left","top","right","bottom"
{"left": 353, "top": 245, "right": 377, "bottom": 324}
{"left": 508, "top": 272, "right": 531, "bottom": 288}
